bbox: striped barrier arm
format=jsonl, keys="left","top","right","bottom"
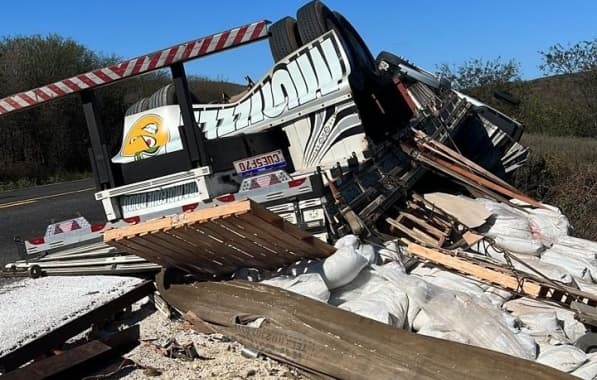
{"left": 0, "top": 20, "right": 269, "bottom": 116}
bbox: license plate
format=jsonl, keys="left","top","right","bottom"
{"left": 233, "top": 150, "right": 286, "bottom": 176}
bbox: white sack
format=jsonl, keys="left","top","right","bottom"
{"left": 572, "top": 353, "right": 597, "bottom": 380}
{"left": 504, "top": 298, "right": 587, "bottom": 343}
{"left": 375, "top": 265, "right": 535, "bottom": 359}
{"left": 261, "top": 273, "right": 330, "bottom": 302}
{"left": 528, "top": 205, "right": 570, "bottom": 246}
{"left": 333, "top": 265, "right": 409, "bottom": 328}
{"left": 321, "top": 245, "right": 368, "bottom": 290}
{"left": 536, "top": 345, "right": 587, "bottom": 373}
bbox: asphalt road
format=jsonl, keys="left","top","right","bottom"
{"left": 0, "top": 178, "right": 105, "bottom": 266}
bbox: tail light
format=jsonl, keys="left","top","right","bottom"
{"left": 124, "top": 216, "right": 141, "bottom": 224}
{"left": 182, "top": 203, "right": 199, "bottom": 212}
{"left": 28, "top": 237, "right": 45, "bottom": 245}
{"left": 216, "top": 194, "right": 235, "bottom": 203}
{"left": 288, "top": 178, "right": 306, "bottom": 188}
{"left": 90, "top": 223, "right": 107, "bottom": 232}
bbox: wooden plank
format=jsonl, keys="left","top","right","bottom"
{"left": 104, "top": 200, "right": 334, "bottom": 275}
{"left": 237, "top": 214, "right": 318, "bottom": 258}
{"left": 0, "top": 282, "right": 152, "bottom": 372}
{"left": 155, "top": 229, "right": 226, "bottom": 271}
{"left": 249, "top": 202, "right": 335, "bottom": 256}
{"left": 195, "top": 221, "right": 277, "bottom": 269}
{"left": 213, "top": 219, "right": 295, "bottom": 267}
{"left": 168, "top": 226, "right": 252, "bottom": 268}
{"left": 422, "top": 153, "right": 544, "bottom": 209}
{"left": 140, "top": 233, "right": 221, "bottom": 274}
{"left": 118, "top": 236, "right": 191, "bottom": 272}
{"left": 399, "top": 211, "right": 448, "bottom": 239}
{"left": 103, "top": 201, "right": 253, "bottom": 243}
{"left": 406, "top": 243, "right": 542, "bottom": 296}
{"left": 386, "top": 218, "right": 439, "bottom": 247}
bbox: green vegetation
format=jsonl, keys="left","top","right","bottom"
{"left": 512, "top": 134, "right": 597, "bottom": 240}
{"left": 440, "top": 38, "right": 597, "bottom": 240}
{"left": 0, "top": 35, "right": 243, "bottom": 189}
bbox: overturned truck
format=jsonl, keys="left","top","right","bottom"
{"left": 0, "top": 1, "right": 527, "bottom": 246}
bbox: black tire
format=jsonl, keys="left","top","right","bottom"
{"left": 296, "top": 2, "right": 375, "bottom": 91}
{"left": 575, "top": 332, "right": 597, "bottom": 353}
{"left": 296, "top": 1, "right": 330, "bottom": 44}
{"left": 125, "top": 97, "right": 149, "bottom": 116}
{"left": 269, "top": 17, "right": 302, "bottom": 62}
{"left": 148, "top": 84, "right": 201, "bottom": 109}
{"left": 29, "top": 264, "right": 42, "bottom": 279}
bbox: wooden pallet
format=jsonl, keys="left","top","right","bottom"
{"left": 103, "top": 200, "right": 336, "bottom": 275}
{"left": 406, "top": 243, "right": 597, "bottom": 308}
{"left": 386, "top": 194, "right": 454, "bottom": 248}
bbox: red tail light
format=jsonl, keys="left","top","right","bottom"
{"left": 28, "top": 237, "right": 45, "bottom": 245}
{"left": 288, "top": 178, "right": 306, "bottom": 188}
{"left": 90, "top": 223, "right": 107, "bottom": 232}
{"left": 182, "top": 203, "right": 199, "bottom": 212}
{"left": 216, "top": 194, "right": 235, "bottom": 202}
{"left": 123, "top": 216, "right": 140, "bottom": 224}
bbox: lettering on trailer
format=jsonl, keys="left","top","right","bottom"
{"left": 196, "top": 33, "right": 347, "bottom": 139}
{"left": 112, "top": 32, "right": 351, "bottom": 164}
{"left": 120, "top": 182, "right": 198, "bottom": 213}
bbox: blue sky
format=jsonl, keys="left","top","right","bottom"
{"left": 0, "top": 1, "right": 595, "bottom": 83}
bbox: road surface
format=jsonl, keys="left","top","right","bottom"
{"left": 0, "top": 179, "right": 105, "bottom": 266}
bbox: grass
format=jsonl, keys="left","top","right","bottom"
{"left": 512, "top": 133, "right": 597, "bottom": 240}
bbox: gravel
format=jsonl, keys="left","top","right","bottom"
{"left": 0, "top": 275, "right": 142, "bottom": 357}
{"left": 0, "top": 276, "right": 304, "bottom": 379}
{"left": 119, "top": 308, "right": 305, "bottom": 380}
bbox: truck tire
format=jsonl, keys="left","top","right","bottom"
{"left": 269, "top": 17, "right": 302, "bottom": 62}
{"left": 575, "top": 332, "right": 597, "bottom": 353}
{"left": 296, "top": 2, "right": 375, "bottom": 91}
{"left": 148, "top": 84, "right": 201, "bottom": 109}
{"left": 125, "top": 97, "right": 149, "bottom": 116}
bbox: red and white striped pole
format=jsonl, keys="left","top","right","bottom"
{"left": 0, "top": 20, "right": 269, "bottom": 116}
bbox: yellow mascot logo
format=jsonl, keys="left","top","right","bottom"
{"left": 122, "top": 114, "right": 169, "bottom": 161}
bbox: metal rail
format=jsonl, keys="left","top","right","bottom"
{"left": 0, "top": 21, "right": 269, "bottom": 116}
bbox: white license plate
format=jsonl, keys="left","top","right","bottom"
{"left": 303, "top": 208, "right": 325, "bottom": 222}
{"left": 233, "top": 150, "right": 286, "bottom": 176}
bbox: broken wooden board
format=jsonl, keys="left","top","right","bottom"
{"left": 157, "top": 277, "right": 574, "bottom": 380}
{"left": 406, "top": 243, "right": 597, "bottom": 308}
{"left": 103, "top": 200, "right": 335, "bottom": 275}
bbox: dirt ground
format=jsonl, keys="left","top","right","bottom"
{"left": 111, "top": 302, "right": 305, "bottom": 380}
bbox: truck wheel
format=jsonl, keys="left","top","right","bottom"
{"left": 296, "top": 2, "right": 375, "bottom": 91}
{"left": 575, "top": 332, "right": 597, "bottom": 353}
{"left": 29, "top": 264, "right": 42, "bottom": 279}
{"left": 148, "top": 84, "right": 201, "bottom": 109}
{"left": 125, "top": 97, "right": 149, "bottom": 116}
{"left": 269, "top": 17, "right": 302, "bottom": 62}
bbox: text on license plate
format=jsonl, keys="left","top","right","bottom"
{"left": 233, "top": 150, "right": 286, "bottom": 176}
